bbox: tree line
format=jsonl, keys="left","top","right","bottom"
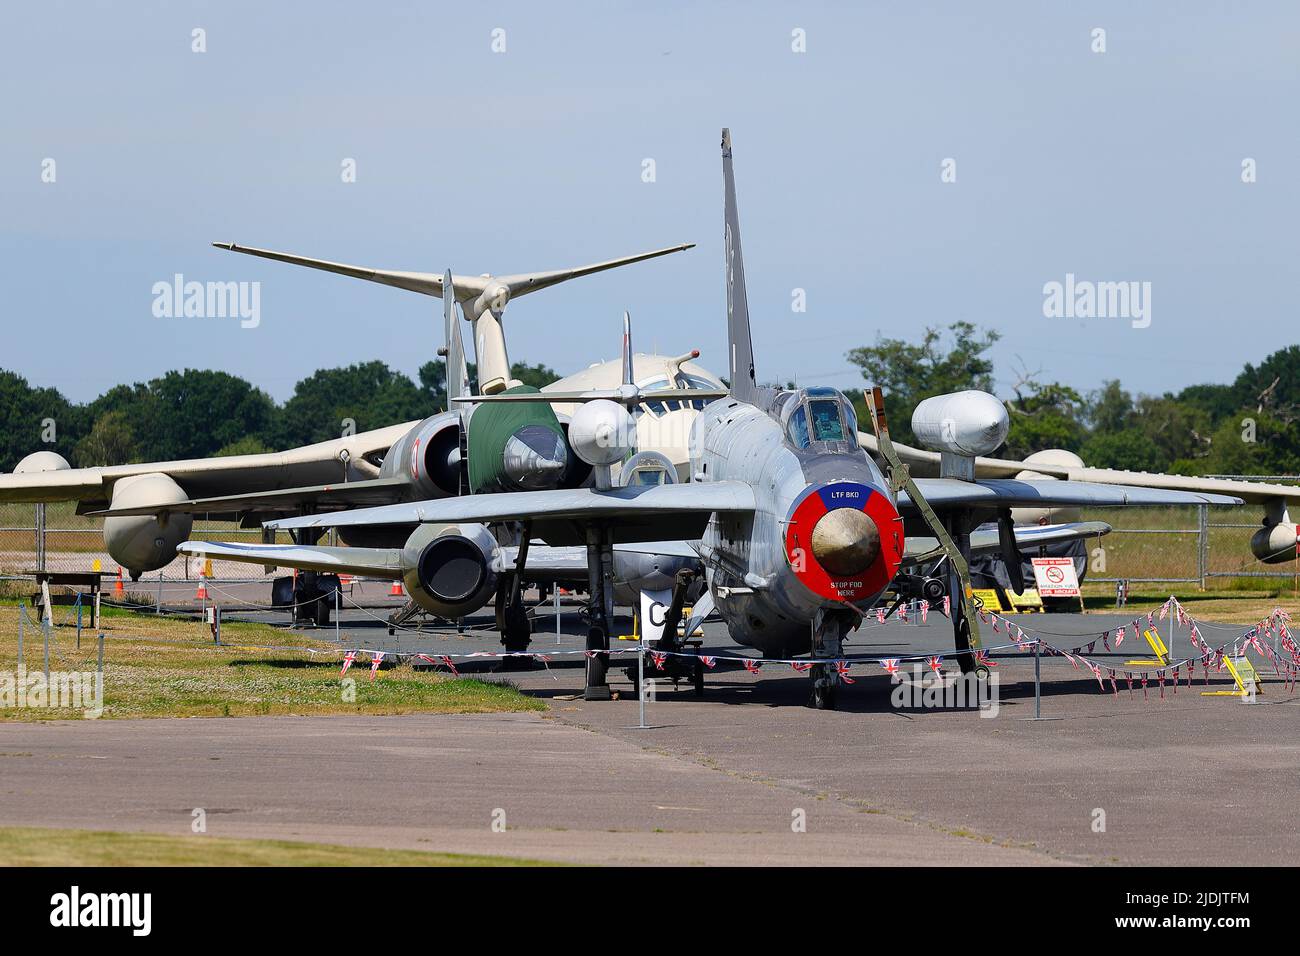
{"left": 844, "top": 322, "right": 1300, "bottom": 477}
{"left": 3, "top": 330, "right": 1297, "bottom": 477}
{"left": 0, "top": 360, "right": 559, "bottom": 470}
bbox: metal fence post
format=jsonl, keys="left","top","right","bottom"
{"left": 35, "top": 502, "right": 46, "bottom": 574}
{"left": 1197, "top": 505, "right": 1208, "bottom": 590}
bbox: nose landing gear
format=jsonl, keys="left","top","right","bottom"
{"left": 808, "top": 607, "right": 857, "bottom": 710}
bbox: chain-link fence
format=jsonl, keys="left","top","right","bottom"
{"left": 0, "top": 501, "right": 276, "bottom": 584}
{"left": 1080, "top": 504, "right": 1300, "bottom": 589}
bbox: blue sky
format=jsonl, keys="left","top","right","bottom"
{"left": 2, "top": 0, "right": 1296, "bottom": 404}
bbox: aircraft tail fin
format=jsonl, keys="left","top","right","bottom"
{"left": 443, "top": 269, "right": 470, "bottom": 406}
{"left": 213, "top": 242, "right": 694, "bottom": 313}
{"left": 621, "top": 311, "right": 634, "bottom": 388}
{"left": 721, "top": 129, "right": 758, "bottom": 403}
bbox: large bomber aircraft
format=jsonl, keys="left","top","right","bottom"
{"left": 187, "top": 130, "right": 1243, "bottom": 708}
{"left": 0, "top": 242, "right": 724, "bottom": 641}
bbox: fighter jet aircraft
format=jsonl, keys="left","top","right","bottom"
{"left": 193, "top": 130, "right": 1242, "bottom": 709}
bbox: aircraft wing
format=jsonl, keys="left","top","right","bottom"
{"left": 88, "top": 476, "right": 414, "bottom": 518}
{"left": 179, "top": 539, "right": 701, "bottom": 583}
{"left": 499, "top": 541, "right": 701, "bottom": 583}
{"left": 0, "top": 422, "right": 416, "bottom": 507}
{"left": 178, "top": 540, "right": 406, "bottom": 579}
{"left": 902, "top": 479, "right": 1241, "bottom": 512}
{"left": 859, "top": 431, "right": 1300, "bottom": 505}
{"left": 265, "top": 482, "right": 757, "bottom": 547}
{"left": 903, "top": 520, "right": 1111, "bottom": 562}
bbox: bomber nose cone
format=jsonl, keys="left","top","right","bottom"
{"left": 811, "top": 508, "right": 880, "bottom": 577}
{"left": 503, "top": 425, "right": 568, "bottom": 490}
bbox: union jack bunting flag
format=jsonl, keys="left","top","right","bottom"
{"left": 369, "top": 651, "right": 384, "bottom": 681}
{"left": 899, "top": 606, "right": 909, "bottom": 624}
{"left": 440, "top": 655, "right": 460, "bottom": 676}
{"left": 699, "top": 655, "right": 717, "bottom": 669}
{"left": 991, "top": 615, "right": 1001, "bottom": 633}
{"left": 833, "top": 660, "right": 855, "bottom": 684}
{"left": 340, "top": 650, "right": 357, "bottom": 676}
{"left": 1087, "top": 660, "right": 1104, "bottom": 691}
{"left": 651, "top": 651, "right": 668, "bottom": 671}
{"left": 1102, "top": 632, "right": 1111, "bottom": 652}
{"left": 790, "top": 661, "right": 813, "bottom": 673}
{"left": 1115, "top": 626, "right": 1126, "bottom": 647}
{"left": 876, "top": 607, "right": 887, "bottom": 624}
{"left": 743, "top": 658, "right": 762, "bottom": 674}
{"left": 880, "top": 658, "right": 900, "bottom": 674}
{"left": 942, "top": 595, "right": 951, "bottom": 617}
{"left": 920, "top": 602, "right": 929, "bottom": 624}
{"left": 975, "top": 649, "right": 997, "bottom": 668}
{"left": 927, "top": 655, "right": 944, "bottom": 675}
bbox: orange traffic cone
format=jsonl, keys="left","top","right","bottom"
{"left": 115, "top": 567, "right": 124, "bottom": 594}
{"left": 389, "top": 580, "right": 403, "bottom": 596}
{"left": 196, "top": 576, "right": 208, "bottom": 601}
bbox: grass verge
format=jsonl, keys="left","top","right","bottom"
{"left": 0, "top": 826, "right": 552, "bottom": 866}
{"left": 0, "top": 607, "right": 545, "bottom": 720}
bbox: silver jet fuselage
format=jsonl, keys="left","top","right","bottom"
{"left": 692, "top": 387, "right": 905, "bottom": 658}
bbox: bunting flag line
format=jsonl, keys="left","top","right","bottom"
{"left": 314, "top": 595, "right": 1287, "bottom": 706}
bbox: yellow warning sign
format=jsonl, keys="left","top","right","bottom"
{"left": 1007, "top": 588, "right": 1044, "bottom": 613}
{"left": 972, "top": 589, "right": 1005, "bottom": 613}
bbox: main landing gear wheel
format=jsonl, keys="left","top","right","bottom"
{"left": 809, "top": 663, "right": 838, "bottom": 710}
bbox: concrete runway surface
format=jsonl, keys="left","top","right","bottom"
{"left": 2, "top": 595, "right": 1297, "bottom": 865}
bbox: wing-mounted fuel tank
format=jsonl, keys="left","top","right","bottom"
{"left": 104, "top": 473, "right": 194, "bottom": 577}
{"left": 377, "top": 412, "right": 464, "bottom": 498}
{"left": 399, "top": 522, "right": 501, "bottom": 619}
